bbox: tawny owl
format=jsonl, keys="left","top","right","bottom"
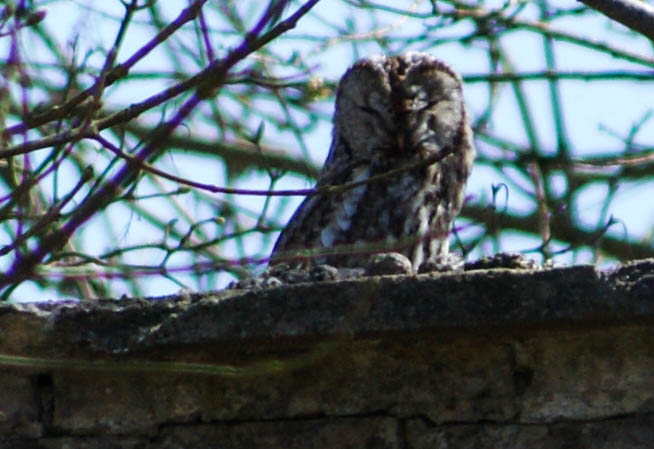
{"left": 270, "top": 52, "right": 475, "bottom": 271}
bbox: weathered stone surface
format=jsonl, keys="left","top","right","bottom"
{"left": 3, "top": 261, "right": 654, "bottom": 357}
{"left": 515, "top": 325, "right": 654, "bottom": 421}
{"left": 0, "top": 436, "right": 146, "bottom": 449}
{"left": 156, "top": 417, "right": 398, "bottom": 449}
{"left": 1, "top": 260, "right": 654, "bottom": 447}
{"left": 45, "top": 333, "right": 517, "bottom": 431}
{"left": 0, "top": 374, "right": 42, "bottom": 438}
{"left": 406, "top": 414, "right": 654, "bottom": 449}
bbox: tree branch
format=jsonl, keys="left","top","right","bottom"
{"left": 461, "top": 204, "right": 653, "bottom": 261}
{"left": 578, "top": 0, "right": 654, "bottom": 41}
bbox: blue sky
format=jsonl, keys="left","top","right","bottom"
{"left": 4, "top": 0, "right": 654, "bottom": 299}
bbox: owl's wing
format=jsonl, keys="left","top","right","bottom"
{"left": 270, "top": 193, "right": 323, "bottom": 260}
{"left": 270, "top": 156, "right": 370, "bottom": 262}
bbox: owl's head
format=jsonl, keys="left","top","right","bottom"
{"left": 333, "top": 52, "right": 467, "bottom": 161}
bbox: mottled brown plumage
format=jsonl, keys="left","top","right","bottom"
{"left": 271, "top": 52, "right": 475, "bottom": 270}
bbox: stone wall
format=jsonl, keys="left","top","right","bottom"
{"left": 2, "top": 259, "right": 654, "bottom": 448}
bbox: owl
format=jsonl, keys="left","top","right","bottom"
{"left": 270, "top": 52, "right": 475, "bottom": 271}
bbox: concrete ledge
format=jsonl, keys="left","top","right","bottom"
{"left": 1, "top": 259, "right": 654, "bottom": 448}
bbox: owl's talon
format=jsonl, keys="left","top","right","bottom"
{"left": 365, "top": 252, "right": 413, "bottom": 276}
{"left": 418, "top": 253, "right": 465, "bottom": 273}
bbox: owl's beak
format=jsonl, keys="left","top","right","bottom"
{"left": 396, "top": 133, "right": 406, "bottom": 152}
{"left": 396, "top": 131, "right": 418, "bottom": 153}
{"left": 395, "top": 104, "right": 415, "bottom": 152}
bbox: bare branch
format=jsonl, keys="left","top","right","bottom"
{"left": 579, "top": 0, "right": 654, "bottom": 40}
